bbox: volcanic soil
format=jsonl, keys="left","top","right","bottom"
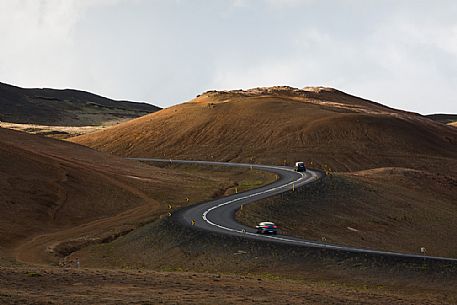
{"left": 70, "top": 86, "right": 457, "bottom": 259}
{"left": 4, "top": 86, "right": 457, "bottom": 303}
{"left": 1, "top": 266, "right": 456, "bottom": 305}
{"left": 0, "top": 127, "right": 274, "bottom": 266}
{"left": 72, "top": 86, "right": 457, "bottom": 175}
{"left": 237, "top": 168, "right": 457, "bottom": 258}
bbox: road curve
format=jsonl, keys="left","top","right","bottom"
{"left": 131, "top": 158, "right": 457, "bottom": 263}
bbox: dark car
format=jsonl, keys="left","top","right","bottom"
{"left": 256, "top": 222, "right": 278, "bottom": 235}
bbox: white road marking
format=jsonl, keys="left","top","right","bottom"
{"left": 202, "top": 169, "right": 332, "bottom": 248}
{"left": 130, "top": 158, "right": 457, "bottom": 261}
{"left": 200, "top": 166, "right": 457, "bottom": 260}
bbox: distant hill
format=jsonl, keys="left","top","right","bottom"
{"left": 0, "top": 82, "right": 160, "bottom": 126}
{"left": 72, "top": 86, "right": 457, "bottom": 175}
{"left": 426, "top": 113, "right": 457, "bottom": 125}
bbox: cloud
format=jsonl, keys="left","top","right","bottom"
{"left": 265, "top": 0, "right": 315, "bottom": 8}
{"left": 0, "top": 0, "right": 456, "bottom": 114}
{"left": 0, "top": 0, "right": 119, "bottom": 88}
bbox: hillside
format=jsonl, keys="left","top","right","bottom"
{"left": 0, "top": 82, "right": 160, "bottom": 126}
{"left": 72, "top": 86, "right": 457, "bottom": 174}
{"left": 238, "top": 168, "right": 457, "bottom": 257}
{"left": 0, "top": 127, "right": 272, "bottom": 264}
{"left": 426, "top": 113, "right": 457, "bottom": 125}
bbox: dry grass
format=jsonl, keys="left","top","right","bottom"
{"left": 2, "top": 266, "right": 455, "bottom": 305}
{"left": 0, "top": 127, "right": 274, "bottom": 266}
{"left": 68, "top": 86, "right": 457, "bottom": 271}
{"left": 3, "top": 86, "right": 457, "bottom": 303}
{"left": 237, "top": 168, "right": 457, "bottom": 257}
{"left": 0, "top": 121, "right": 125, "bottom": 139}
{"left": 0, "top": 122, "right": 106, "bottom": 139}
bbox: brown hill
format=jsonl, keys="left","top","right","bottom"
{"left": 72, "top": 86, "right": 457, "bottom": 174}
{"left": 0, "top": 127, "right": 173, "bottom": 261}
{"left": 0, "top": 82, "right": 160, "bottom": 126}
{"left": 0, "top": 127, "right": 271, "bottom": 264}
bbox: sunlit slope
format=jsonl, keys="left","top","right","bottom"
{"left": 72, "top": 86, "right": 457, "bottom": 173}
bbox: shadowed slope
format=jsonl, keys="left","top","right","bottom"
{"left": 238, "top": 167, "right": 457, "bottom": 257}
{"left": 0, "top": 82, "right": 160, "bottom": 126}
{"left": 0, "top": 127, "right": 171, "bottom": 252}
{"left": 0, "top": 128, "right": 273, "bottom": 264}
{"left": 426, "top": 113, "right": 457, "bottom": 125}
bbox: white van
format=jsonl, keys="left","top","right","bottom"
{"left": 295, "top": 162, "right": 306, "bottom": 172}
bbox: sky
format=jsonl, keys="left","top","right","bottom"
{"left": 1, "top": 0, "right": 456, "bottom": 114}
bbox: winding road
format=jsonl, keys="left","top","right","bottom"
{"left": 132, "top": 158, "right": 457, "bottom": 263}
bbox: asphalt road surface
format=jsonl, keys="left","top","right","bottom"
{"left": 131, "top": 158, "right": 457, "bottom": 263}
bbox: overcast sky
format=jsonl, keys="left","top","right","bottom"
{"left": 1, "top": 0, "right": 456, "bottom": 114}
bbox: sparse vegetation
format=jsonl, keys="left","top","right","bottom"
{"left": 0, "top": 130, "right": 275, "bottom": 266}
{"left": 1, "top": 85, "right": 457, "bottom": 304}
{"left": 0, "top": 122, "right": 111, "bottom": 139}
{"left": 26, "top": 271, "right": 42, "bottom": 278}
{"left": 3, "top": 266, "right": 455, "bottom": 305}
{"left": 237, "top": 169, "right": 457, "bottom": 257}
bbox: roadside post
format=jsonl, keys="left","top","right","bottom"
{"left": 168, "top": 204, "right": 173, "bottom": 217}
{"left": 420, "top": 247, "right": 427, "bottom": 255}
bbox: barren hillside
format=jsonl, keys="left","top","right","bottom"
{"left": 238, "top": 167, "right": 457, "bottom": 257}
{"left": 0, "top": 82, "right": 159, "bottom": 126}
{"left": 0, "top": 128, "right": 272, "bottom": 264}
{"left": 72, "top": 86, "right": 457, "bottom": 174}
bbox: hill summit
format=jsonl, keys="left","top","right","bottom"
{"left": 72, "top": 86, "right": 457, "bottom": 174}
